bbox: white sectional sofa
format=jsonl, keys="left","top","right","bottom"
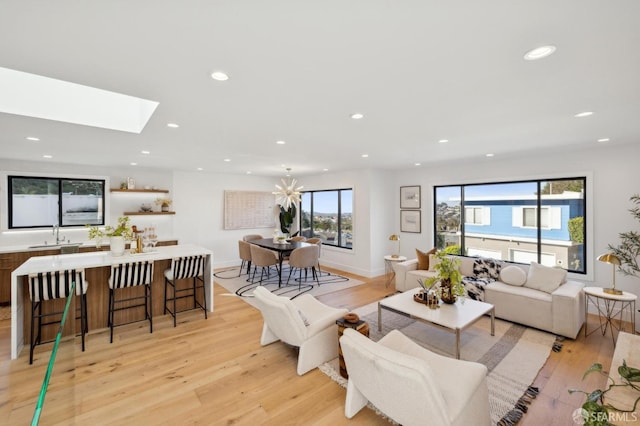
{"left": 394, "top": 255, "right": 585, "bottom": 339}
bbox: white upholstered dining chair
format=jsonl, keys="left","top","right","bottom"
{"left": 340, "top": 328, "right": 491, "bottom": 426}
{"left": 252, "top": 286, "right": 348, "bottom": 375}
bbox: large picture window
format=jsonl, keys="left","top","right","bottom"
{"left": 300, "top": 188, "right": 353, "bottom": 249}
{"left": 434, "top": 177, "right": 586, "bottom": 273}
{"left": 9, "top": 176, "right": 105, "bottom": 229}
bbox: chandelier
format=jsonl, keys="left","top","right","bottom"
{"left": 273, "top": 168, "right": 303, "bottom": 211}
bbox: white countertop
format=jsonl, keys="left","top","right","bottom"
{"left": 0, "top": 238, "right": 178, "bottom": 254}
{"left": 13, "top": 244, "right": 212, "bottom": 275}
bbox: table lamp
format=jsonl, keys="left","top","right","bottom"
{"left": 597, "top": 253, "right": 622, "bottom": 295}
{"left": 389, "top": 234, "right": 400, "bottom": 258}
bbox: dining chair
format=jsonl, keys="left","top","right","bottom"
{"left": 289, "top": 236, "right": 307, "bottom": 242}
{"left": 28, "top": 269, "right": 89, "bottom": 364}
{"left": 305, "top": 238, "right": 323, "bottom": 274}
{"left": 238, "top": 240, "right": 253, "bottom": 277}
{"left": 243, "top": 234, "right": 263, "bottom": 241}
{"left": 249, "top": 245, "right": 280, "bottom": 284}
{"left": 286, "top": 245, "right": 320, "bottom": 288}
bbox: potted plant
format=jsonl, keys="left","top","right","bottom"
{"left": 155, "top": 197, "right": 173, "bottom": 212}
{"left": 85, "top": 224, "right": 105, "bottom": 249}
{"left": 422, "top": 250, "right": 465, "bottom": 304}
{"left": 86, "top": 216, "right": 133, "bottom": 256}
{"left": 569, "top": 360, "right": 640, "bottom": 425}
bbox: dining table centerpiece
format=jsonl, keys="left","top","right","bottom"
{"left": 272, "top": 169, "right": 303, "bottom": 235}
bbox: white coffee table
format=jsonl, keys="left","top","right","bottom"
{"left": 378, "top": 290, "right": 495, "bottom": 359}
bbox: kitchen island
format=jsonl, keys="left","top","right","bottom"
{"left": 10, "top": 244, "right": 213, "bottom": 360}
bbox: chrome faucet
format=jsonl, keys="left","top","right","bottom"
{"left": 53, "top": 224, "right": 64, "bottom": 244}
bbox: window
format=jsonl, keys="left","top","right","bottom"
{"left": 9, "top": 176, "right": 105, "bottom": 229}
{"left": 299, "top": 188, "right": 353, "bottom": 249}
{"left": 465, "top": 207, "right": 490, "bottom": 225}
{"left": 514, "top": 206, "right": 561, "bottom": 229}
{"left": 434, "top": 177, "right": 586, "bottom": 273}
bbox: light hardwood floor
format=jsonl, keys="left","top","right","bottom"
{"left": 0, "top": 267, "right": 618, "bottom": 425}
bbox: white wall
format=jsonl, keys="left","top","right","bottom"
{"left": 172, "top": 171, "right": 277, "bottom": 268}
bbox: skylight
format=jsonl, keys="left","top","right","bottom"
{"left": 0, "top": 67, "right": 158, "bottom": 134}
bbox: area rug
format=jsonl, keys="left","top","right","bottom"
{"left": 214, "top": 266, "right": 365, "bottom": 307}
{"left": 320, "top": 301, "right": 556, "bottom": 425}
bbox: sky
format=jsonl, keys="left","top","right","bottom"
{"left": 302, "top": 190, "right": 352, "bottom": 214}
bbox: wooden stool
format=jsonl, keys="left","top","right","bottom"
{"left": 336, "top": 317, "right": 369, "bottom": 379}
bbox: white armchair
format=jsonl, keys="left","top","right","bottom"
{"left": 252, "top": 286, "right": 348, "bottom": 375}
{"left": 340, "top": 328, "right": 491, "bottom": 426}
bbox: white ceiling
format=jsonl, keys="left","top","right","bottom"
{"left": 1, "top": 1, "right": 639, "bottom": 177}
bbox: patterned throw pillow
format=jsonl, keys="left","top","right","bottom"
{"left": 462, "top": 276, "right": 494, "bottom": 302}
{"left": 472, "top": 258, "right": 504, "bottom": 280}
{"left": 416, "top": 247, "right": 437, "bottom": 270}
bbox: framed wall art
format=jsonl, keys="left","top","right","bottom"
{"left": 400, "top": 209, "right": 421, "bottom": 233}
{"left": 400, "top": 185, "right": 421, "bottom": 209}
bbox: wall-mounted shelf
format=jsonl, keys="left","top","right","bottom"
{"left": 111, "top": 188, "right": 169, "bottom": 193}
{"left": 124, "top": 211, "right": 176, "bottom": 216}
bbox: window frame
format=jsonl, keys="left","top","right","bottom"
{"left": 8, "top": 175, "right": 106, "bottom": 229}
{"left": 299, "top": 188, "right": 353, "bottom": 250}
{"left": 434, "top": 176, "right": 587, "bottom": 274}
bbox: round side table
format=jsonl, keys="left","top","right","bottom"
{"left": 384, "top": 255, "right": 407, "bottom": 288}
{"left": 583, "top": 286, "right": 637, "bottom": 345}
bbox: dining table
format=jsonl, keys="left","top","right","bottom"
{"left": 250, "top": 238, "right": 312, "bottom": 287}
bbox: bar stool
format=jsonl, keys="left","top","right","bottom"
{"left": 164, "top": 255, "right": 207, "bottom": 327}
{"left": 108, "top": 261, "right": 154, "bottom": 343}
{"left": 28, "top": 268, "right": 88, "bottom": 364}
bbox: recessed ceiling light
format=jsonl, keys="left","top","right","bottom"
{"left": 26, "top": 136, "right": 40, "bottom": 141}
{"left": 141, "top": 150, "right": 150, "bottom": 155}
{"left": 485, "top": 153, "right": 494, "bottom": 157}
{"left": 246, "top": 171, "right": 252, "bottom": 174}
{"left": 196, "top": 167, "right": 203, "bottom": 171}
{"left": 361, "top": 154, "right": 369, "bottom": 158}
{"left": 322, "top": 168, "right": 329, "bottom": 172}
{"left": 524, "top": 45, "right": 557, "bottom": 61}
{"left": 223, "top": 158, "right": 231, "bottom": 162}
{"left": 414, "top": 163, "right": 421, "bottom": 166}
{"left": 167, "top": 123, "right": 179, "bottom": 128}
{"left": 351, "top": 113, "right": 364, "bottom": 120}
{"left": 211, "top": 71, "right": 229, "bottom": 81}
{"left": 130, "top": 162, "right": 137, "bottom": 166}
{"left": 597, "top": 138, "right": 610, "bottom": 143}
{"left": 438, "top": 139, "right": 449, "bottom": 144}
{"left": 42, "top": 154, "right": 52, "bottom": 159}
{"left": 574, "top": 111, "right": 593, "bottom": 118}
{"left": 276, "top": 140, "right": 286, "bottom": 145}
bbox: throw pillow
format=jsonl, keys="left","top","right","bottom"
{"left": 500, "top": 265, "right": 527, "bottom": 286}
{"left": 416, "top": 247, "right": 437, "bottom": 270}
{"left": 524, "top": 262, "right": 567, "bottom": 293}
{"left": 472, "top": 258, "right": 503, "bottom": 280}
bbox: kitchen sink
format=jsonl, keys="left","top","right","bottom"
{"left": 28, "top": 243, "right": 81, "bottom": 249}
